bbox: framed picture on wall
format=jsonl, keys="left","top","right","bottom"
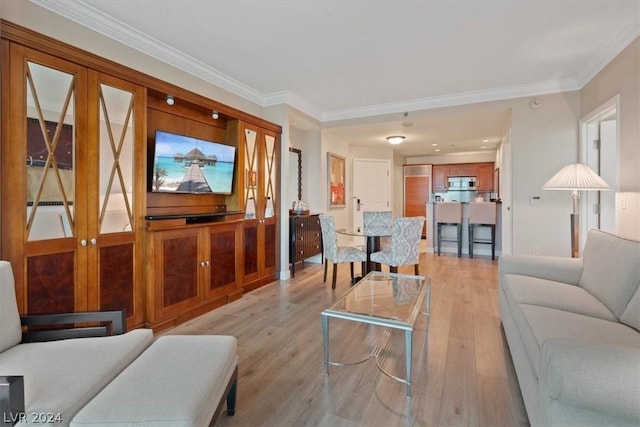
{"left": 327, "top": 152, "right": 346, "bottom": 208}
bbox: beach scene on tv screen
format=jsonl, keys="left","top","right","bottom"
{"left": 152, "top": 131, "right": 235, "bottom": 193}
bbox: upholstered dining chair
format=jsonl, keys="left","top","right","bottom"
{"left": 363, "top": 211, "right": 392, "bottom": 250}
{"left": 319, "top": 215, "right": 367, "bottom": 289}
{"left": 370, "top": 216, "right": 425, "bottom": 275}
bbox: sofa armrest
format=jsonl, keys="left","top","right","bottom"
{"left": 499, "top": 254, "right": 584, "bottom": 285}
{"left": 540, "top": 338, "right": 640, "bottom": 423}
{"left": 20, "top": 310, "right": 126, "bottom": 343}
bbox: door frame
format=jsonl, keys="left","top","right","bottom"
{"left": 579, "top": 94, "right": 619, "bottom": 250}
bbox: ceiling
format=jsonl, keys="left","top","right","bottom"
{"left": 32, "top": 0, "right": 640, "bottom": 157}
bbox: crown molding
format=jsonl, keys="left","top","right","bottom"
{"left": 262, "top": 90, "right": 323, "bottom": 121}
{"left": 573, "top": 9, "right": 640, "bottom": 88}
{"left": 31, "top": 0, "right": 640, "bottom": 125}
{"left": 322, "top": 78, "right": 579, "bottom": 122}
{"left": 31, "top": 0, "right": 264, "bottom": 106}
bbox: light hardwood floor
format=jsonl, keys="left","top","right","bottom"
{"left": 164, "top": 253, "right": 529, "bottom": 427}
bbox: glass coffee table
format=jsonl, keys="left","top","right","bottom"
{"left": 321, "top": 271, "right": 430, "bottom": 398}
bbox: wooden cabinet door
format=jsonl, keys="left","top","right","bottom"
{"left": 151, "top": 227, "right": 203, "bottom": 321}
{"left": 261, "top": 130, "right": 279, "bottom": 278}
{"left": 241, "top": 124, "right": 279, "bottom": 289}
{"left": 476, "top": 162, "right": 495, "bottom": 192}
{"left": 404, "top": 176, "right": 429, "bottom": 237}
{"left": 2, "top": 47, "right": 144, "bottom": 328}
{"left": 432, "top": 165, "right": 448, "bottom": 191}
{"left": 2, "top": 46, "right": 89, "bottom": 315}
{"left": 206, "top": 222, "right": 240, "bottom": 300}
{"left": 88, "top": 72, "right": 145, "bottom": 328}
{"left": 448, "top": 163, "right": 476, "bottom": 177}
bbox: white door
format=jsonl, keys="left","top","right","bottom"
{"left": 581, "top": 100, "right": 618, "bottom": 249}
{"left": 353, "top": 159, "right": 391, "bottom": 233}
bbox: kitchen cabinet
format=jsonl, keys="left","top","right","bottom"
{"left": 1, "top": 46, "right": 145, "bottom": 328}
{"left": 431, "top": 162, "right": 495, "bottom": 192}
{"left": 146, "top": 221, "right": 241, "bottom": 329}
{"left": 289, "top": 214, "right": 322, "bottom": 276}
{"left": 448, "top": 163, "right": 476, "bottom": 177}
{"left": 404, "top": 171, "right": 430, "bottom": 237}
{"left": 476, "top": 162, "right": 495, "bottom": 192}
{"left": 432, "top": 165, "right": 448, "bottom": 191}
{"left": 239, "top": 124, "right": 280, "bottom": 291}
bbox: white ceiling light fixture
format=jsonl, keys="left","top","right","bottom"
{"left": 165, "top": 95, "right": 175, "bottom": 105}
{"left": 386, "top": 136, "right": 405, "bottom": 145}
{"left": 211, "top": 110, "right": 219, "bottom": 120}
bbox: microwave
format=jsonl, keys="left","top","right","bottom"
{"left": 447, "top": 176, "right": 477, "bottom": 190}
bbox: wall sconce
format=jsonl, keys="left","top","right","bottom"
{"left": 211, "top": 110, "right": 219, "bottom": 120}
{"left": 165, "top": 95, "right": 175, "bottom": 106}
{"left": 386, "top": 135, "right": 405, "bottom": 145}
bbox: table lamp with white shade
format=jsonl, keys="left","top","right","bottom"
{"left": 542, "top": 163, "right": 610, "bottom": 258}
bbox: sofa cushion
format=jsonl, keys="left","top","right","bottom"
{"left": 502, "top": 273, "right": 616, "bottom": 322}
{"left": 579, "top": 229, "right": 640, "bottom": 319}
{"left": 509, "top": 303, "right": 640, "bottom": 379}
{"left": 0, "top": 261, "right": 22, "bottom": 353}
{"left": 620, "top": 288, "right": 640, "bottom": 332}
{"left": 70, "top": 335, "right": 238, "bottom": 427}
{"left": 0, "top": 328, "right": 153, "bottom": 425}
{"left": 539, "top": 339, "right": 640, "bottom": 424}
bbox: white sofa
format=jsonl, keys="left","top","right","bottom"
{"left": 499, "top": 229, "right": 640, "bottom": 426}
{"left": 0, "top": 260, "right": 238, "bottom": 426}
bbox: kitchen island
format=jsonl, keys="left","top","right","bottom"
{"left": 426, "top": 201, "right": 502, "bottom": 258}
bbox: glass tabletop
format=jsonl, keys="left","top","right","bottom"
{"left": 337, "top": 225, "right": 392, "bottom": 237}
{"left": 323, "top": 271, "right": 429, "bottom": 329}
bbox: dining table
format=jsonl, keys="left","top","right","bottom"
{"left": 337, "top": 225, "right": 392, "bottom": 275}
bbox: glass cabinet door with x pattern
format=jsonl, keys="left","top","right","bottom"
{"left": 241, "top": 124, "right": 279, "bottom": 288}
{"left": 2, "top": 46, "right": 144, "bottom": 327}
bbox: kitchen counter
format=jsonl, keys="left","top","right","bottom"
{"left": 426, "top": 201, "right": 502, "bottom": 257}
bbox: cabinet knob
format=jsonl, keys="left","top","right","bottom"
{"left": 90, "top": 238, "right": 97, "bottom": 246}
{"left": 200, "top": 261, "right": 207, "bottom": 267}
{"left": 300, "top": 236, "right": 304, "bottom": 241}
{"left": 80, "top": 239, "right": 87, "bottom": 247}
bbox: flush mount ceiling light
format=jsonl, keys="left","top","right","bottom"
{"left": 211, "top": 110, "right": 219, "bottom": 120}
{"left": 165, "top": 95, "right": 175, "bottom": 105}
{"left": 386, "top": 136, "right": 405, "bottom": 145}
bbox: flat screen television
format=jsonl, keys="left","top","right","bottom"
{"left": 150, "top": 130, "right": 236, "bottom": 194}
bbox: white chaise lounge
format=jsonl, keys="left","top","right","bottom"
{"left": 0, "top": 260, "right": 238, "bottom": 427}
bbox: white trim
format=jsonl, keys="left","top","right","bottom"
{"left": 573, "top": 11, "right": 640, "bottom": 88}
{"left": 32, "top": 0, "right": 264, "bottom": 105}
{"left": 578, "top": 95, "right": 620, "bottom": 250}
{"left": 322, "top": 78, "right": 578, "bottom": 122}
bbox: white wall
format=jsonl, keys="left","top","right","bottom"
{"left": 320, "top": 131, "right": 352, "bottom": 234}
{"left": 509, "top": 92, "right": 581, "bottom": 256}
{"left": 616, "top": 193, "right": 640, "bottom": 240}
{"left": 580, "top": 36, "right": 640, "bottom": 241}
{"left": 392, "top": 151, "right": 405, "bottom": 216}
{"left": 581, "top": 36, "right": 639, "bottom": 193}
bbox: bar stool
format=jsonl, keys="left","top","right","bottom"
{"left": 435, "top": 202, "right": 462, "bottom": 257}
{"left": 468, "top": 202, "right": 497, "bottom": 260}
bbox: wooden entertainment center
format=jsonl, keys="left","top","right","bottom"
{"left": 0, "top": 21, "right": 281, "bottom": 331}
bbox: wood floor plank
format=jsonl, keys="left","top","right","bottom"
{"left": 162, "top": 253, "right": 529, "bottom": 426}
